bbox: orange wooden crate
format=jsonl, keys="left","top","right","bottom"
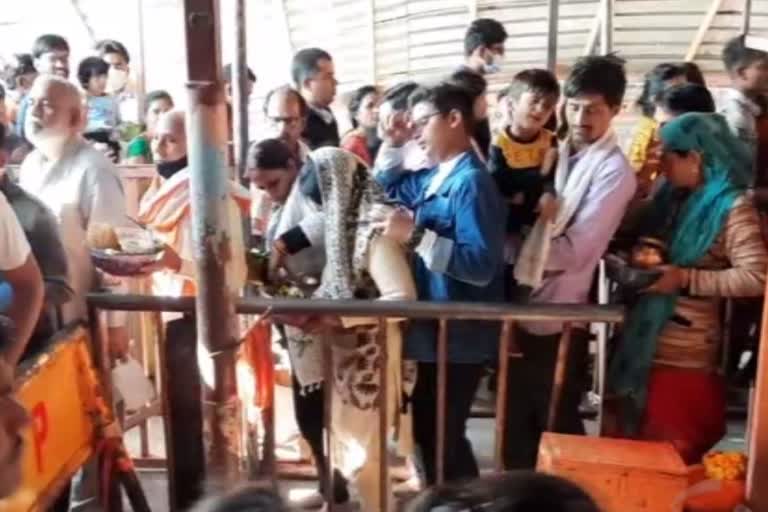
{"left": 537, "top": 433, "right": 690, "bottom": 512}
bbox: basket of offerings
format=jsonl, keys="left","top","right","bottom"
{"left": 88, "top": 224, "right": 164, "bottom": 277}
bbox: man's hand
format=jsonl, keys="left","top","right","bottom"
{"left": 375, "top": 207, "right": 415, "bottom": 245}
{"left": 537, "top": 193, "right": 560, "bottom": 223}
{"left": 268, "top": 239, "right": 289, "bottom": 278}
{"left": 378, "top": 110, "right": 413, "bottom": 148}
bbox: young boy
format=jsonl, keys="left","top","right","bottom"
{"left": 488, "top": 69, "right": 560, "bottom": 296}
{"left": 78, "top": 56, "right": 122, "bottom": 162}
{"left": 720, "top": 35, "right": 768, "bottom": 179}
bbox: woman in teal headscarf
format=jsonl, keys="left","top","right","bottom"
{"left": 607, "top": 112, "right": 767, "bottom": 463}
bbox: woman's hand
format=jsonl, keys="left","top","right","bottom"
{"left": 643, "top": 265, "right": 690, "bottom": 294}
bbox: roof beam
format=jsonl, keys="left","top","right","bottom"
{"left": 584, "top": 0, "right": 606, "bottom": 56}
{"left": 743, "top": 0, "right": 753, "bottom": 34}
{"left": 685, "top": 0, "right": 725, "bottom": 61}
{"left": 599, "top": 0, "right": 613, "bottom": 55}
{"left": 546, "top": 0, "right": 559, "bottom": 72}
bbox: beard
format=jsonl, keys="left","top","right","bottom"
{"left": 25, "top": 123, "right": 71, "bottom": 157}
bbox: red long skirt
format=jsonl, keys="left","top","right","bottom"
{"left": 640, "top": 366, "right": 727, "bottom": 465}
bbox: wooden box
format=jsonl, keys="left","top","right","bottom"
{"left": 537, "top": 433, "right": 689, "bottom": 512}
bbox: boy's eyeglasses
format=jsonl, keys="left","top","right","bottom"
{"left": 411, "top": 111, "right": 441, "bottom": 130}
{"left": 268, "top": 115, "right": 301, "bottom": 127}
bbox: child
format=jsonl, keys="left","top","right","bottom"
{"left": 78, "top": 56, "right": 122, "bottom": 162}
{"left": 721, "top": 35, "right": 768, "bottom": 179}
{"left": 488, "top": 69, "right": 560, "bottom": 297}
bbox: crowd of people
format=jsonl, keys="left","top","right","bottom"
{"left": 0, "top": 14, "right": 767, "bottom": 512}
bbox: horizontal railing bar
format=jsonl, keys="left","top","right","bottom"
{"left": 87, "top": 293, "right": 624, "bottom": 323}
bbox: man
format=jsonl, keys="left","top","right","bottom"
{"left": 374, "top": 83, "right": 506, "bottom": 485}
{"left": 292, "top": 48, "right": 340, "bottom": 149}
{"left": 16, "top": 35, "right": 70, "bottom": 142}
{"left": 223, "top": 63, "right": 257, "bottom": 104}
{"left": 463, "top": 18, "right": 508, "bottom": 76}
{"left": 0, "top": 188, "right": 44, "bottom": 366}
{"left": 1, "top": 123, "right": 71, "bottom": 358}
{"left": 95, "top": 39, "right": 139, "bottom": 127}
{"left": 0, "top": 358, "right": 31, "bottom": 499}
{"left": 504, "top": 56, "right": 636, "bottom": 469}
{"left": 19, "top": 74, "right": 131, "bottom": 512}
{"left": 0, "top": 85, "right": 26, "bottom": 161}
{"left": 458, "top": 19, "right": 507, "bottom": 160}
{"left": 263, "top": 85, "right": 310, "bottom": 163}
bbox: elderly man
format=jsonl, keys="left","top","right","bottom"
{"left": 0, "top": 358, "right": 30, "bottom": 500}
{"left": 264, "top": 85, "right": 310, "bottom": 163}
{"left": 19, "top": 73, "right": 130, "bottom": 512}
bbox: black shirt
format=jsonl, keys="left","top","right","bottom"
{"left": 303, "top": 107, "right": 340, "bottom": 149}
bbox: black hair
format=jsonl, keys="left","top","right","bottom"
{"left": 507, "top": 68, "right": 561, "bottom": 102}
{"left": 291, "top": 48, "right": 333, "bottom": 88}
{"left": 348, "top": 85, "right": 378, "bottom": 128}
{"left": 448, "top": 69, "right": 487, "bottom": 101}
{"left": 636, "top": 63, "right": 686, "bottom": 117}
{"left": 263, "top": 85, "right": 308, "bottom": 118}
{"left": 77, "top": 57, "right": 109, "bottom": 90}
{"left": 192, "top": 484, "right": 286, "bottom": 512}
{"left": 222, "top": 63, "right": 257, "bottom": 84}
{"left": 145, "top": 90, "right": 174, "bottom": 113}
{"left": 94, "top": 39, "right": 130, "bottom": 64}
{"left": 405, "top": 472, "right": 600, "bottom": 512}
{"left": 409, "top": 82, "right": 475, "bottom": 133}
{"left": 723, "top": 35, "right": 768, "bottom": 74}
{"left": 381, "top": 81, "right": 420, "bottom": 112}
{"left": 0, "top": 83, "right": 5, "bottom": 101}
{"left": 464, "top": 18, "right": 508, "bottom": 57}
{"left": 680, "top": 61, "right": 706, "bottom": 86}
{"left": 564, "top": 54, "right": 627, "bottom": 108}
{"left": 32, "top": 34, "right": 69, "bottom": 59}
{"left": 246, "top": 138, "right": 296, "bottom": 172}
{"left": 0, "top": 121, "right": 6, "bottom": 150}
{"left": 657, "top": 84, "right": 715, "bottom": 116}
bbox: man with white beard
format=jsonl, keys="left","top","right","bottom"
{"left": 19, "top": 74, "right": 130, "bottom": 511}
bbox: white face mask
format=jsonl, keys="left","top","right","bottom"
{"left": 106, "top": 68, "right": 129, "bottom": 94}
{"left": 482, "top": 52, "right": 502, "bottom": 75}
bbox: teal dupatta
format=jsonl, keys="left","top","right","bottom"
{"left": 607, "top": 113, "right": 751, "bottom": 434}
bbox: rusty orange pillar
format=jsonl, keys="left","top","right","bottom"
{"left": 183, "top": 0, "right": 243, "bottom": 482}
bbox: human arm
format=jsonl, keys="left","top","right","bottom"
{"left": 373, "top": 143, "right": 428, "bottom": 208}
{"left": 545, "top": 159, "right": 637, "bottom": 272}
{"left": 688, "top": 198, "right": 767, "bottom": 297}
{"left": 28, "top": 204, "right": 73, "bottom": 306}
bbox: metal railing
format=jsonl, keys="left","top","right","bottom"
{"left": 88, "top": 293, "right": 624, "bottom": 512}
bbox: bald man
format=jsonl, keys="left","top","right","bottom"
{"left": 19, "top": 75, "right": 131, "bottom": 511}
{"left": 263, "top": 85, "right": 310, "bottom": 163}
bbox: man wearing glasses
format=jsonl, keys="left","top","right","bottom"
{"left": 374, "top": 82, "right": 506, "bottom": 485}
{"left": 263, "top": 85, "right": 311, "bottom": 164}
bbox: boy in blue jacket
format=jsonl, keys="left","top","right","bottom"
{"left": 374, "top": 82, "right": 506, "bottom": 485}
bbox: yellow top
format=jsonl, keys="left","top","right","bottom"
{"left": 628, "top": 116, "right": 659, "bottom": 172}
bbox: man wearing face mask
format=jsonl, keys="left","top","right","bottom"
{"left": 458, "top": 19, "right": 508, "bottom": 160}
{"left": 95, "top": 39, "right": 140, "bottom": 135}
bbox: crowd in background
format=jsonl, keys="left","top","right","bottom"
{"left": 0, "top": 15, "right": 768, "bottom": 512}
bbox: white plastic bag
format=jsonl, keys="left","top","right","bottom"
{"left": 112, "top": 356, "right": 156, "bottom": 411}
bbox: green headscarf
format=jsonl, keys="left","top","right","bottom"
{"left": 608, "top": 113, "right": 750, "bottom": 434}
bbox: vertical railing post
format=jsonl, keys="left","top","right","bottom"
{"left": 743, "top": 0, "right": 752, "bottom": 35}
{"left": 494, "top": 320, "right": 513, "bottom": 471}
{"left": 378, "top": 319, "right": 389, "bottom": 512}
{"left": 546, "top": 0, "right": 559, "bottom": 72}
{"left": 600, "top": 0, "right": 613, "bottom": 55}
{"left": 547, "top": 323, "right": 573, "bottom": 431}
{"left": 436, "top": 318, "right": 448, "bottom": 485}
{"left": 232, "top": 0, "right": 250, "bottom": 186}
{"left": 323, "top": 339, "right": 335, "bottom": 511}
{"left": 183, "top": 0, "right": 244, "bottom": 483}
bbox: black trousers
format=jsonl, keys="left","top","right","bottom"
{"left": 411, "top": 362, "right": 485, "bottom": 485}
{"left": 290, "top": 375, "right": 349, "bottom": 503}
{"left": 503, "top": 327, "right": 589, "bottom": 470}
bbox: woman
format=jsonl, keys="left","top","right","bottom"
{"left": 608, "top": 113, "right": 767, "bottom": 464}
{"left": 125, "top": 90, "right": 174, "bottom": 164}
{"left": 341, "top": 85, "right": 381, "bottom": 166}
{"left": 282, "top": 147, "right": 416, "bottom": 511}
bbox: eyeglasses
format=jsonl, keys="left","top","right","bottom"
{"left": 411, "top": 111, "right": 442, "bottom": 130}
{"left": 267, "top": 115, "right": 301, "bottom": 127}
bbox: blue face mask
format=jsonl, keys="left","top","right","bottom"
{"left": 482, "top": 53, "right": 502, "bottom": 75}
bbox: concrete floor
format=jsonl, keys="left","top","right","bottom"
{"left": 123, "top": 383, "right": 748, "bottom": 511}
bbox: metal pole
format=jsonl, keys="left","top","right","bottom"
{"left": 546, "top": 0, "right": 559, "bottom": 72}
{"left": 135, "top": 0, "right": 147, "bottom": 123}
{"left": 743, "top": 0, "right": 753, "bottom": 35}
{"left": 183, "top": 0, "right": 244, "bottom": 482}
{"left": 435, "top": 318, "right": 448, "bottom": 485}
{"left": 600, "top": 0, "right": 613, "bottom": 55}
{"left": 494, "top": 321, "right": 513, "bottom": 471}
{"left": 232, "top": 0, "right": 249, "bottom": 184}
